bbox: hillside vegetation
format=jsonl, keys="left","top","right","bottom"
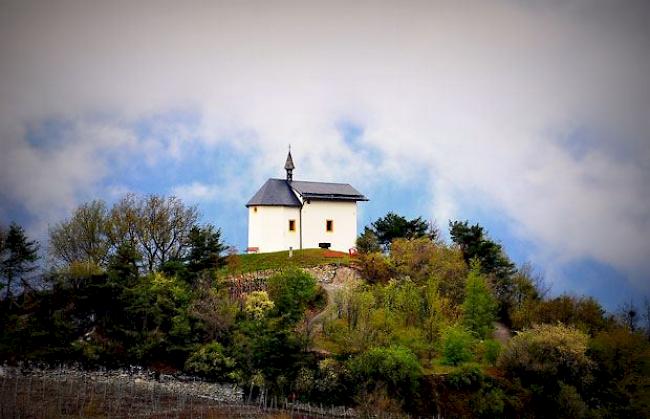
{"left": 1, "top": 196, "right": 649, "bottom": 418}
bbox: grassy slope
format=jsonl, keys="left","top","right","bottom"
{"left": 222, "top": 248, "right": 351, "bottom": 275}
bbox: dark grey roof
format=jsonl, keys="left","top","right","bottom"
{"left": 290, "top": 180, "right": 368, "bottom": 201}
{"left": 246, "top": 179, "right": 301, "bottom": 207}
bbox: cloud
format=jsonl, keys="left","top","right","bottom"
{"left": 1, "top": 0, "right": 648, "bottom": 295}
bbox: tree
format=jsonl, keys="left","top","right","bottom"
{"left": 440, "top": 325, "right": 475, "bottom": 366}
{"left": 134, "top": 195, "right": 199, "bottom": 273}
{"left": 0, "top": 223, "right": 40, "bottom": 301}
{"left": 49, "top": 194, "right": 200, "bottom": 273}
{"left": 449, "top": 221, "right": 515, "bottom": 279}
{"left": 449, "top": 220, "right": 515, "bottom": 318}
{"left": 371, "top": 212, "right": 436, "bottom": 250}
{"left": 267, "top": 268, "right": 317, "bottom": 323}
{"left": 356, "top": 227, "right": 381, "bottom": 253}
{"left": 462, "top": 261, "right": 497, "bottom": 338}
{"left": 49, "top": 200, "right": 111, "bottom": 267}
{"left": 185, "top": 224, "right": 227, "bottom": 274}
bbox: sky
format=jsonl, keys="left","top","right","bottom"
{"left": 1, "top": 0, "right": 648, "bottom": 311}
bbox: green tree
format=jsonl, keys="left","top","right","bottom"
{"left": 49, "top": 200, "right": 111, "bottom": 267}
{"left": 0, "top": 223, "right": 40, "bottom": 302}
{"left": 267, "top": 268, "right": 317, "bottom": 323}
{"left": 185, "top": 224, "right": 227, "bottom": 274}
{"left": 462, "top": 261, "right": 497, "bottom": 338}
{"left": 348, "top": 345, "right": 422, "bottom": 398}
{"left": 356, "top": 227, "right": 381, "bottom": 253}
{"left": 184, "top": 342, "right": 235, "bottom": 380}
{"left": 440, "top": 325, "right": 475, "bottom": 366}
{"left": 371, "top": 212, "right": 435, "bottom": 250}
{"left": 449, "top": 220, "right": 515, "bottom": 318}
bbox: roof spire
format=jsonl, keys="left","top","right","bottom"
{"left": 284, "top": 146, "right": 294, "bottom": 181}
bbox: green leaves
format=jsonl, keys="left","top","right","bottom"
{"left": 462, "top": 261, "right": 497, "bottom": 339}
{"left": 371, "top": 212, "right": 435, "bottom": 250}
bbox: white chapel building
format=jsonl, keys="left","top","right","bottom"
{"left": 246, "top": 151, "right": 368, "bottom": 253}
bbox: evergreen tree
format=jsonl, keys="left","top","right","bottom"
{"left": 462, "top": 260, "right": 497, "bottom": 338}
{"left": 0, "top": 223, "right": 39, "bottom": 302}
{"left": 185, "top": 224, "right": 227, "bottom": 274}
{"left": 371, "top": 212, "right": 435, "bottom": 250}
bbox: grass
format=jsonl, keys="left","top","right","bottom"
{"left": 222, "top": 248, "right": 352, "bottom": 275}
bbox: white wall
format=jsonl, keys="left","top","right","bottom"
{"left": 248, "top": 200, "right": 359, "bottom": 253}
{"left": 301, "top": 200, "right": 357, "bottom": 252}
{"left": 247, "top": 205, "right": 301, "bottom": 253}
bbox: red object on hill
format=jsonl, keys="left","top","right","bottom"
{"left": 323, "top": 250, "right": 347, "bottom": 258}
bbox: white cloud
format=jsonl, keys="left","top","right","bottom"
{"left": 1, "top": 0, "right": 648, "bottom": 292}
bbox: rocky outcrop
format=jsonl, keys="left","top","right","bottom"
{"left": 226, "top": 265, "right": 361, "bottom": 286}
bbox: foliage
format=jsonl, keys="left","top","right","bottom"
{"left": 391, "top": 238, "right": 436, "bottom": 283}
{"left": 267, "top": 268, "right": 317, "bottom": 322}
{"left": 244, "top": 291, "right": 275, "bottom": 320}
{"left": 348, "top": 345, "right": 422, "bottom": 397}
{"left": 49, "top": 194, "right": 201, "bottom": 273}
{"left": 49, "top": 200, "right": 111, "bottom": 267}
{"left": 440, "top": 325, "right": 475, "bottom": 366}
{"left": 370, "top": 212, "right": 435, "bottom": 249}
{"left": 449, "top": 220, "right": 515, "bottom": 318}
{"left": 477, "top": 339, "right": 502, "bottom": 366}
{"left": 185, "top": 224, "right": 227, "bottom": 275}
{"left": 499, "top": 323, "right": 593, "bottom": 416}
{"left": 0, "top": 223, "right": 40, "bottom": 301}
{"left": 2, "top": 205, "right": 647, "bottom": 418}
{"left": 511, "top": 294, "right": 608, "bottom": 334}
{"left": 188, "top": 276, "right": 237, "bottom": 341}
{"left": 184, "top": 342, "right": 235, "bottom": 380}
{"left": 588, "top": 327, "right": 650, "bottom": 417}
{"left": 354, "top": 252, "right": 392, "bottom": 284}
{"left": 462, "top": 261, "right": 497, "bottom": 338}
{"left": 355, "top": 227, "right": 381, "bottom": 253}
{"left": 435, "top": 364, "right": 523, "bottom": 419}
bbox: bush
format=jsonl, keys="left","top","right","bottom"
{"left": 348, "top": 345, "right": 422, "bottom": 396}
{"left": 441, "top": 325, "right": 476, "bottom": 366}
{"left": 355, "top": 252, "right": 392, "bottom": 284}
{"left": 479, "top": 339, "right": 502, "bottom": 366}
{"left": 184, "top": 342, "right": 235, "bottom": 380}
{"left": 498, "top": 324, "right": 593, "bottom": 416}
{"left": 499, "top": 323, "right": 592, "bottom": 384}
{"left": 244, "top": 291, "right": 274, "bottom": 320}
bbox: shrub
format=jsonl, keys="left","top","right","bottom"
{"left": 356, "top": 227, "right": 381, "bottom": 254}
{"left": 441, "top": 325, "right": 476, "bottom": 366}
{"left": 184, "top": 342, "right": 235, "bottom": 380}
{"left": 478, "top": 339, "right": 502, "bottom": 366}
{"left": 498, "top": 324, "right": 593, "bottom": 416}
{"left": 244, "top": 291, "right": 275, "bottom": 320}
{"left": 355, "top": 252, "right": 392, "bottom": 284}
{"left": 348, "top": 345, "right": 422, "bottom": 396}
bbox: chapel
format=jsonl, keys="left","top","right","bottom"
{"left": 246, "top": 151, "right": 367, "bottom": 253}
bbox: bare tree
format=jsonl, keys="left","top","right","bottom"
{"left": 49, "top": 194, "right": 199, "bottom": 273}
{"left": 135, "top": 195, "right": 198, "bottom": 272}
